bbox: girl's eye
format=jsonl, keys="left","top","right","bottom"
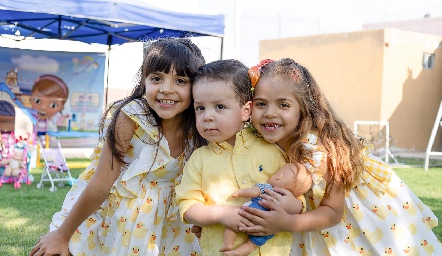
{"left": 33, "top": 98, "right": 40, "bottom": 104}
{"left": 215, "top": 104, "right": 225, "bottom": 110}
{"left": 50, "top": 102, "right": 58, "bottom": 108}
{"left": 195, "top": 106, "right": 204, "bottom": 111}
{"left": 280, "top": 102, "right": 290, "bottom": 108}
{"left": 150, "top": 76, "right": 161, "bottom": 82}
{"left": 176, "top": 78, "right": 188, "bottom": 85}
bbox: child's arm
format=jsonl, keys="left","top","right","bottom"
{"left": 234, "top": 185, "right": 303, "bottom": 215}
{"left": 176, "top": 153, "right": 244, "bottom": 231}
{"left": 30, "top": 112, "right": 134, "bottom": 256}
{"left": 238, "top": 180, "right": 344, "bottom": 235}
{"left": 238, "top": 156, "right": 344, "bottom": 234}
{"left": 183, "top": 204, "right": 243, "bottom": 231}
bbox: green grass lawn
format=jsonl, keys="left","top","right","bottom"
{"left": 0, "top": 160, "right": 86, "bottom": 256}
{"left": 0, "top": 158, "right": 441, "bottom": 256}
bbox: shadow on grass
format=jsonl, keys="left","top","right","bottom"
{"left": 0, "top": 166, "right": 85, "bottom": 255}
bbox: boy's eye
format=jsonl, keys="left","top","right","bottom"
{"left": 254, "top": 101, "right": 265, "bottom": 107}
{"left": 195, "top": 106, "right": 204, "bottom": 111}
{"left": 50, "top": 102, "right": 58, "bottom": 108}
{"left": 33, "top": 98, "right": 41, "bottom": 104}
{"left": 215, "top": 104, "right": 225, "bottom": 110}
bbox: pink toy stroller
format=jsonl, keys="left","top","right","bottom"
{"left": 36, "top": 136, "right": 74, "bottom": 192}
{"left": 0, "top": 132, "right": 33, "bottom": 189}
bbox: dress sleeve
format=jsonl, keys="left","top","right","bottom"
{"left": 358, "top": 145, "right": 392, "bottom": 196}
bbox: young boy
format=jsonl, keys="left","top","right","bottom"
{"left": 175, "top": 59, "right": 296, "bottom": 256}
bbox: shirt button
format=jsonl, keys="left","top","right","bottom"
{"left": 242, "top": 180, "right": 247, "bottom": 184}
{"left": 245, "top": 143, "right": 249, "bottom": 146}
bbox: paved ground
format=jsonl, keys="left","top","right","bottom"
{"left": 60, "top": 147, "right": 94, "bottom": 159}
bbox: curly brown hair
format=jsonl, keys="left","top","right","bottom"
{"left": 257, "top": 58, "right": 365, "bottom": 193}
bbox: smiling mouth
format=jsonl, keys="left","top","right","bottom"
{"left": 262, "top": 124, "right": 281, "bottom": 130}
{"left": 158, "top": 99, "right": 176, "bottom": 105}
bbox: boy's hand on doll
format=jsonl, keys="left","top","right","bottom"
{"left": 219, "top": 206, "right": 252, "bottom": 232}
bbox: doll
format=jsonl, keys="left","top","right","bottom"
{"left": 3, "top": 150, "right": 25, "bottom": 177}
{"left": 220, "top": 162, "right": 312, "bottom": 256}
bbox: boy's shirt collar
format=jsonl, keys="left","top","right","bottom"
{"left": 208, "top": 128, "right": 257, "bottom": 154}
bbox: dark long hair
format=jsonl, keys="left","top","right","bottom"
{"left": 99, "top": 38, "right": 206, "bottom": 166}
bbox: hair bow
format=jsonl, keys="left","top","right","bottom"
{"left": 248, "top": 59, "right": 274, "bottom": 91}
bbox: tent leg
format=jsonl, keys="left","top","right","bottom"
{"left": 220, "top": 37, "right": 224, "bottom": 60}
{"left": 104, "top": 45, "right": 111, "bottom": 108}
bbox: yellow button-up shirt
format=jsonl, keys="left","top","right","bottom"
{"left": 176, "top": 128, "right": 292, "bottom": 256}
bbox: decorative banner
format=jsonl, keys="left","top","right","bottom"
{"left": 0, "top": 47, "right": 106, "bottom": 147}
{"left": 0, "top": 46, "right": 105, "bottom": 147}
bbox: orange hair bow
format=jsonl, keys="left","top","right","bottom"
{"left": 248, "top": 59, "right": 274, "bottom": 91}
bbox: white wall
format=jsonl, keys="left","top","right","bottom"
{"left": 2, "top": 0, "right": 442, "bottom": 91}
{"left": 144, "top": 0, "right": 442, "bottom": 67}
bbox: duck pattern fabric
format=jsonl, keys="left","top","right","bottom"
{"left": 50, "top": 99, "right": 200, "bottom": 256}
{"left": 290, "top": 133, "right": 442, "bottom": 256}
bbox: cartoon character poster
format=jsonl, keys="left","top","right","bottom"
{"left": 0, "top": 46, "right": 106, "bottom": 147}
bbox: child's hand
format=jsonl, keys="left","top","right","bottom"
{"left": 231, "top": 190, "right": 240, "bottom": 197}
{"left": 29, "top": 230, "right": 70, "bottom": 256}
{"left": 263, "top": 188, "right": 299, "bottom": 214}
{"left": 218, "top": 206, "right": 245, "bottom": 231}
{"left": 238, "top": 199, "right": 295, "bottom": 236}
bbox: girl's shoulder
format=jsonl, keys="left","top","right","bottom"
{"left": 113, "top": 99, "right": 160, "bottom": 140}
{"left": 119, "top": 99, "right": 156, "bottom": 124}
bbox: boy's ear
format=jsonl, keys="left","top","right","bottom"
{"left": 241, "top": 101, "right": 252, "bottom": 122}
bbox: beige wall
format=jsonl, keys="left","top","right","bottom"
{"left": 382, "top": 30, "right": 442, "bottom": 150}
{"left": 259, "top": 29, "right": 442, "bottom": 151}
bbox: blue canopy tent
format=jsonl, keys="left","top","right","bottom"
{"left": 0, "top": 0, "right": 225, "bottom": 105}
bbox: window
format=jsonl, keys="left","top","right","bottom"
{"left": 422, "top": 53, "right": 435, "bottom": 69}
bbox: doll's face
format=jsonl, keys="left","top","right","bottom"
{"left": 30, "top": 88, "right": 65, "bottom": 120}
{"left": 13, "top": 151, "right": 23, "bottom": 161}
{"left": 268, "top": 163, "right": 298, "bottom": 191}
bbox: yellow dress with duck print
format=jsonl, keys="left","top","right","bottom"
{"left": 290, "top": 133, "right": 442, "bottom": 256}
{"left": 50, "top": 99, "right": 200, "bottom": 255}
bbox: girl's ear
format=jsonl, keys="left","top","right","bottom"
{"left": 241, "top": 101, "right": 252, "bottom": 122}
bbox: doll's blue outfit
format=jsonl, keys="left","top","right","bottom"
{"left": 248, "top": 183, "right": 275, "bottom": 246}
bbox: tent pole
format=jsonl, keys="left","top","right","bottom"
{"left": 104, "top": 44, "right": 110, "bottom": 108}
{"left": 220, "top": 37, "right": 224, "bottom": 60}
